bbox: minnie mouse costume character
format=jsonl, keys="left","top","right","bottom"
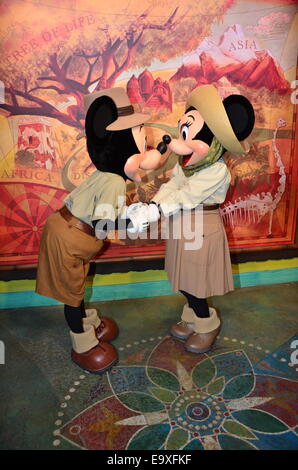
{"left": 131, "top": 84, "right": 255, "bottom": 353}
{"left": 36, "top": 88, "right": 168, "bottom": 373}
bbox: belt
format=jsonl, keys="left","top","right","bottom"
{"left": 203, "top": 204, "right": 220, "bottom": 211}
{"left": 59, "top": 206, "right": 96, "bottom": 237}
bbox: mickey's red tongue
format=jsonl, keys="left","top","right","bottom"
{"left": 182, "top": 153, "right": 193, "bottom": 167}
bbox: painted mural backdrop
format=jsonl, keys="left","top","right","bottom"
{"left": 0, "top": 0, "right": 297, "bottom": 265}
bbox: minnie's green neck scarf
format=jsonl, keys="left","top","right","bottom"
{"left": 178, "top": 137, "right": 224, "bottom": 177}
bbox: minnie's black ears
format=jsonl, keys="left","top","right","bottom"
{"left": 85, "top": 95, "right": 118, "bottom": 141}
{"left": 223, "top": 94, "right": 255, "bottom": 142}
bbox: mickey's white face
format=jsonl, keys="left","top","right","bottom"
{"left": 169, "top": 109, "right": 210, "bottom": 167}
{"left": 132, "top": 124, "right": 147, "bottom": 154}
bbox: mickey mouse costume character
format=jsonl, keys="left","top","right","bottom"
{"left": 131, "top": 84, "right": 255, "bottom": 353}
{"left": 35, "top": 88, "right": 168, "bottom": 373}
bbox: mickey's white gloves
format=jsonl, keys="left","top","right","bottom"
{"left": 122, "top": 202, "right": 160, "bottom": 234}
{"left": 127, "top": 202, "right": 144, "bottom": 218}
{"left": 120, "top": 202, "right": 147, "bottom": 233}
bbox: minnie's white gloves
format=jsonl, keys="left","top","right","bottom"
{"left": 146, "top": 203, "right": 160, "bottom": 223}
{"left": 121, "top": 202, "right": 160, "bottom": 233}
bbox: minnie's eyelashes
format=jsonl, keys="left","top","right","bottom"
{"left": 179, "top": 120, "right": 192, "bottom": 129}
{"left": 178, "top": 120, "right": 192, "bottom": 131}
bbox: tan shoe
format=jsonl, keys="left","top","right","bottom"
{"left": 170, "top": 304, "right": 197, "bottom": 340}
{"left": 70, "top": 325, "right": 118, "bottom": 374}
{"left": 185, "top": 308, "right": 221, "bottom": 354}
{"left": 83, "top": 309, "right": 119, "bottom": 342}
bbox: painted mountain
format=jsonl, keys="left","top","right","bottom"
{"left": 127, "top": 70, "right": 173, "bottom": 111}
{"left": 170, "top": 24, "right": 290, "bottom": 94}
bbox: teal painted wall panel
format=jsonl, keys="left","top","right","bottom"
{"left": 0, "top": 268, "right": 297, "bottom": 309}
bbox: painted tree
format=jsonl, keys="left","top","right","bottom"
{"left": 0, "top": 0, "right": 235, "bottom": 134}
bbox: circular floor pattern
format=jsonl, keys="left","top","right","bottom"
{"left": 52, "top": 333, "right": 292, "bottom": 449}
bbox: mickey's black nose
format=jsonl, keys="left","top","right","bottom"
{"left": 157, "top": 134, "right": 172, "bottom": 154}
{"left": 163, "top": 135, "right": 171, "bottom": 144}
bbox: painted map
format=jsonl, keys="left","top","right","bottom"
{"left": 0, "top": 0, "right": 297, "bottom": 264}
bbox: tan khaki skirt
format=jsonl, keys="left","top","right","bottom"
{"left": 164, "top": 209, "right": 234, "bottom": 298}
{"left": 35, "top": 211, "right": 103, "bottom": 307}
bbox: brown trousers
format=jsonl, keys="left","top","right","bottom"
{"left": 35, "top": 211, "right": 103, "bottom": 307}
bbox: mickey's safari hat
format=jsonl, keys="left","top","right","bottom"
{"left": 77, "top": 87, "right": 150, "bottom": 139}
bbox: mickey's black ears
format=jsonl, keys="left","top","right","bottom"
{"left": 85, "top": 95, "right": 118, "bottom": 141}
{"left": 223, "top": 94, "right": 255, "bottom": 142}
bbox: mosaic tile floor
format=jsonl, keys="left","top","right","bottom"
{"left": 0, "top": 282, "right": 297, "bottom": 450}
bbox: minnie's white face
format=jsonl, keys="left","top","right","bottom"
{"left": 169, "top": 109, "right": 210, "bottom": 167}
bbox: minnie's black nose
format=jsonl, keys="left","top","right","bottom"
{"left": 157, "top": 141, "right": 167, "bottom": 154}
{"left": 163, "top": 135, "right": 171, "bottom": 144}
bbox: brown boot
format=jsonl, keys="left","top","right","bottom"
{"left": 170, "top": 304, "right": 196, "bottom": 340}
{"left": 84, "top": 309, "right": 119, "bottom": 342}
{"left": 185, "top": 308, "right": 221, "bottom": 354}
{"left": 70, "top": 325, "right": 118, "bottom": 374}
